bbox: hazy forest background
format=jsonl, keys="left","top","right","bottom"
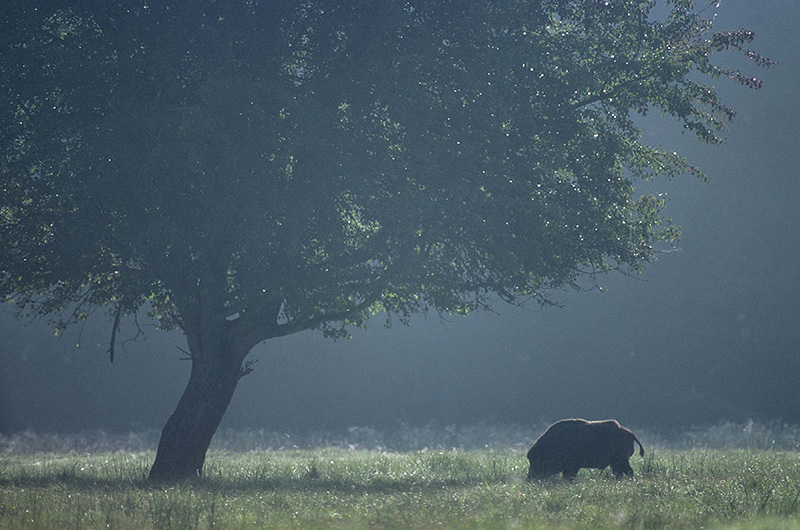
{"left": 2, "top": 0, "right": 798, "bottom": 439}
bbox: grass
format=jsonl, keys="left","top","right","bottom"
{"left": 2, "top": 446, "right": 800, "bottom": 529}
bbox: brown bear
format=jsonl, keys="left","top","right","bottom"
{"left": 527, "top": 419, "right": 645, "bottom": 481}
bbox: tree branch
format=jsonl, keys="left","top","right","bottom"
{"left": 108, "top": 299, "right": 124, "bottom": 363}
{"left": 272, "top": 286, "right": 385, "bottom": 339}
{"left": 176, "top": 345, "right": 193, "bottom": 361}
{"left": 569, "top": 67, "right": 653, "bottom": 112}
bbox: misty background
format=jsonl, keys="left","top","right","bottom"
{"left": 2, "top": 2, "right": 798, "bottom": 436}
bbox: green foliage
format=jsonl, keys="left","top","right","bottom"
{"left": 0, "top": 1, "right": 771, "bottom": 344}
{"left": 3, "top": 448, "right": 800, "bottom": 529}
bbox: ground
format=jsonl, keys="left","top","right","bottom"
{"left": 3, "top": 426, "right": 800, "bottom": 530}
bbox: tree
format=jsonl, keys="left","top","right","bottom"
{"left": 0, "top": 0, "right": 771, "bottom": 481}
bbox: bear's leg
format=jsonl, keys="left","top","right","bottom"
{"left": 562, "top": 467, "right": 580, "bottom": 481}
{"left": 611, "top": 460, "right": 634, "bottom": 477}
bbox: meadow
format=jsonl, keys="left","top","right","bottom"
{"left": 2, "top": 423, "right": 800, "bottom": 529}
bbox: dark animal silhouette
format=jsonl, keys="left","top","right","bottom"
{"left": 527, "top": 419, "right": 645, "bottom": 481}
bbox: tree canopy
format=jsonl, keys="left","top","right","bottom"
{"left": 0, "top": 0, "right": 771, "bottom": 480}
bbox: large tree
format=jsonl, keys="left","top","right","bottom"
{"left": 1, "top": 0, "right": 770, "bottom": 481}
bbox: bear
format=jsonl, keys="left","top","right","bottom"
{"left": 527, "top": 418, "right": 645, "bottom": 481}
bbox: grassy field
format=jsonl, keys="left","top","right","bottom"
{"left": 2, "top": 444, "right": 800, "bottom": 529}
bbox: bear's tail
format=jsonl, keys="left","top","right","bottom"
{"left": 632, "top": 433, "right": 645, "bottom": 457}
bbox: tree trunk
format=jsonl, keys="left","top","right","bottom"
{"left": 148, "top": 340, "right": 244, "bottom": 483}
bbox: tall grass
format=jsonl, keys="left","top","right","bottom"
{"left": 0, "top": 422, "right": 537, "bottom": 454}
{"left": 5, "top": 420, "right": 800, "bottom": 454}
{"left": 2, "top": 422, "right": 800, "bottom": 529}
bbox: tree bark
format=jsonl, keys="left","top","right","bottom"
{"left": 148, "top": 338, "right": 245, "bottom": 483}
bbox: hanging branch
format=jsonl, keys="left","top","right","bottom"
{"left": 108, "top": 299, "right": 124, "bottom": 363}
